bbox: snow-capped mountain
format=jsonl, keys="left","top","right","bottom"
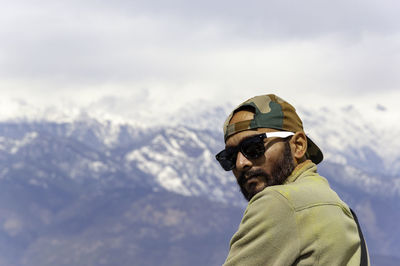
{"left": 0, "top": 100, "right": 399, "bottom": 265}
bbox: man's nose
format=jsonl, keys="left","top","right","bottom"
{"left": 235, "top": 151, "right": 253, "bottom": 171}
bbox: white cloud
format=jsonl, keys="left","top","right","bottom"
{"left": 3, "top": 217, "right": 23, "bottom": 237}
{"left": 0, "top": 0, "right": 399, "bottom": 116}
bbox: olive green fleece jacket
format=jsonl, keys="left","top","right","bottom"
{"left": 223, "top": 161, "right": 369, "bottom": 266}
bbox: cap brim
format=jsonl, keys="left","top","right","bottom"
{"left": 306, "top": 137, "right": 323, "bottom": 164}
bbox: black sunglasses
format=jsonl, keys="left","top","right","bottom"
{"left": 215, "top": 131, "right": 294, "bottom": 171}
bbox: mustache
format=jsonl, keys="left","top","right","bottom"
{"left": 238, "top": 169, "right": 270, "bottom": 186}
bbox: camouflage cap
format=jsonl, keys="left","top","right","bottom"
{"left": 223, "top": 94, "right": 323, "bottom": 164}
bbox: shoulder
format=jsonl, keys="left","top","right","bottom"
{"left": 240, "top": 188, "right": 298, "bottom": 236}
{"left": 238, "top": 188, "right": 298, "bottom": 234}
{"left": 264, "top": 173, "right": 352, "bottom": 216}
{"left": 246, "top": 187, "right": 294, "bottom": 219}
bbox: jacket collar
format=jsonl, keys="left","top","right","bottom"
{"left": 284, "top": 160, "right": 317, "bottom": 185}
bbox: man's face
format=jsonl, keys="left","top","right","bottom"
{"left": 225, "top": 110, "right": 295, "bottom": 201}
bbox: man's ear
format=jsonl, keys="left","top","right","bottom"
{"left": 290, "top": 132, "right": 308, "bottom": 162}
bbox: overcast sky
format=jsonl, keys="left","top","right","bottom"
{"left": 1, "top": 0, "right": 400, "bottom": 118}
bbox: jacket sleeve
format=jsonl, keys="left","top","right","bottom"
{"left": 223, "top": 190, "right": 300, "bottom": 266}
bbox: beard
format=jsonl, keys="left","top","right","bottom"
{"left": 237, "top": 140, "right": 295, "bottom": 201}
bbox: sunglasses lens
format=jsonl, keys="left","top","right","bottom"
{"left": 216, "top": 135, "right": 266, "bottom": 171}
{"left": 241, "top": 138, "right": 265, "bottom": 159}
{"left": 216, "top": 148, "right": 236, "bottom": 171}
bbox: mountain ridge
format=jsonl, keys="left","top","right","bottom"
{"left": 0, "top": 102, "right": 399, "bottom": 265}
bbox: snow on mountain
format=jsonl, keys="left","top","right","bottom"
{"left": 298, "top": 104, "right": 400, "bottom": 176}
{"left": 124, "top": 126, "right": 238, "bottom": 203}
{"left": 0, "top": 119, "right": 241, "bottom": 204}
{"left": 164, "top": 100, "right": 400, "bottom": 194}
{"left": 0, "top": 131, "right": 38, "bottom": 154}
{"left": 1, "top": 98, "right": 400, "bottom": 197}
{"left": 164, "top": 99, "right": 400, "bottom": 178}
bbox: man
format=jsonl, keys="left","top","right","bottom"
{"left": 216, "top": 94, "right": 369, "bottom": 265}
